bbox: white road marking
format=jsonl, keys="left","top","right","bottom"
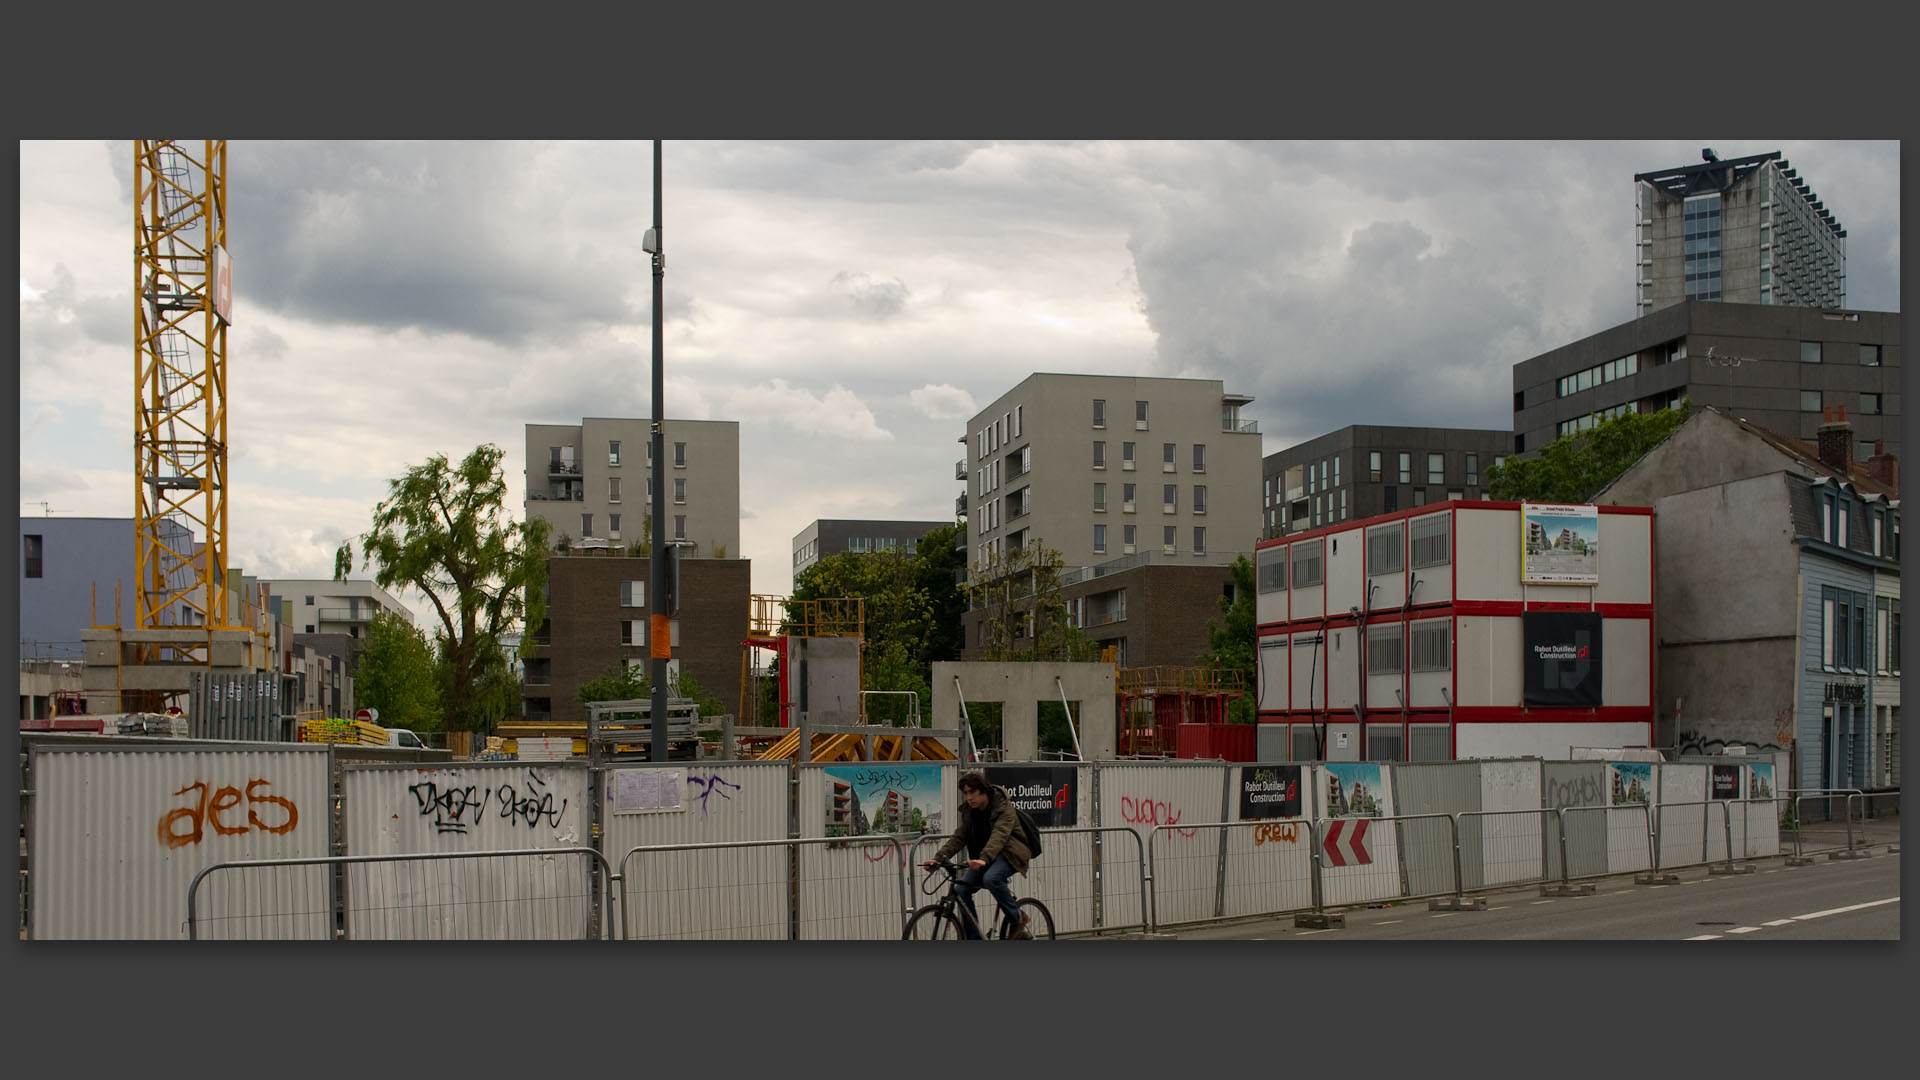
{"left": 1531, "top": 900, "right": 1555, "bottom": 905}
{"left": 1764, "top": 919, "right": 1795, "bottom": 927}
{"left": 1727, "top": 926, "right": 1763, "bottom": 934}
{"left": 1686, "top": 934, "right": 1722, "bottom": 941}
{"left": 1792, "top": 897, "right": 1900, "bottom": 921}
{"left": 1487, "top": 906, "right": 1510, "bottom": 911}
{"left": 1296, "top": 929, "right": 1333, "bottom": 936}
{"left": 1431, "top": 913, "right": 1458, "bottom": 919}
{"left": 1377, "top": 919, "right": 1402, "bottom": 925}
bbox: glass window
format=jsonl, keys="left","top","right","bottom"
{"left": 608, "top": 513, "right": 621, "bottom": 535}
{"left": 1860, "top": 393, "right": 1882, "bottom": 415}
{"left": 1123, "top": 524, "right": 1136, "bottom": 549}
{"left": 1465, "top": 453, "right": 1479, "bottom": 487}
{"left": 1163, "top": 525, "right": 1177, "bottom": 553}
{"left": 1164, "top": 442, "right": 1176, "bottom": 467}
{"left": 1257, "top": 547, "right": 1287, "bottom": 593}
{"left": 1410, "top": 621, "right": 1450, "bottom": 672}
{"left": 1427, "top": 452, "right": 1444, "bottom": 485}
{"left": 1136, "top": 400, "right": 1148, "bottom": 424}
{"left": 1413, "top": 488, "right": 1426, "bottom": 507}
{"left": 620, "top": 580, "right": 645, "bottom": 606}
{"left": 1193, "top": 444, "right": 1207, "bottom": 472}
{"left": 24, "top": 534, "right": 43, "bottom": 578}
{"left": 1410, "top": 514, "right": 1450, "bottom": 568}
{"left": 1122, "top": 442, "right": 1135, "bottom": 466}
{"left": 1093, "top": 441, "right": 1106, "bottom": 468}
{"left": 581, "top": 514, "right": 593, "bottom": 537}
{"left": 609, "top": 477, "right": 621, "bottom": 502}
{"left": 1194, "top": 527, "right": 1206, "bottom": 553}
{"left": 1368, "top": 451, "right": 1382, "bottom": 482}
{"left": 609, "top": 440, "right": 621, "bottom": 465}
{"left": 1398, "top": 453, "right": 1411, "bottom": 484}
{"left": 1163, "top": 484, "right": 1177, "bottom": 512}
{"left": 1093, "top": 399, "right": 1106, "bottom": 427}
{"left": 674, "top": 514, "right": 685, "bottom": 539}
{"left": 1123, "top": 482, "right": 1135, "bottom": 510}
{"left": 674, "top": 478, "right": 686, "bottom": 503}
{"left": 1290, "top": 540, "right": 1324, "bottom": 588}
{"left": 1801, "top": 390, "right": 1822, "bottom": 413}
{"left": 1801, "top": 341, "right": 1823, "bottom": 364}
{"left": 1193, "top": 485, "right": 1207, "bottom": 514}
{"left": 1366, "top": 624, "right": 1404, "bottom": 675}
{"left": 1332, "top": 456, "right": 1340, "bottom": 488}
{"left": 1860, "top": 345, "right": 1881, "bottom": 367}
{"left": 1384, "top": 486, "right": 1398, "bottom": 513}
{"left": 1093, "top": 524, "right": 1107, "bottom": 554}
{"left": 674, "top": 442, "right": 687, "bottom": 466}
{"left": 1368, "top": 523, "right": 1404, "bottom": 575}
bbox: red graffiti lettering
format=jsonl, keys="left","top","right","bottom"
{"left": 1120, "top": 795, "right": 1197, "bottom": 838}
{"left": 158, "top": 778, "right": 301, "bottom": 849}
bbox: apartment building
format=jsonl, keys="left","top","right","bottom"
{"left": 1261, "top": 426, "right": 1511, "bottom": 539}
{"left": 264, "top": 579, "right": 413, "bottom": 638}
{"left": 792, "top": 518, "right": 949, "bottom": 583}
{"left": 1511, "top": 302, "right": 1899, "bottom": 457}
{"left": 524, "top": 418, "right": 741, "bottom": 559}
{"left": 1635, "top": 149, "right": 1845, "bottom": 314}
{"left": 18, "top": 516, "right": 196, "bottom": 660}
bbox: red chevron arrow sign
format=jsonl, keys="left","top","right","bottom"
{"left": 1322, "top": 817, "right": 1373, "bottom": 867}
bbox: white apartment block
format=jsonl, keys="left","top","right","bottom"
{"left": 524, "top": 418, "right": 741, "bottom": 559}
{"left": 961, "top": 374, "right": 1262, "bottom": 574}
{"left": 266, "top": 579, "right": 413, "bottom": 638}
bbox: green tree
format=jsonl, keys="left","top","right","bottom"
{"left": 967, "top": 539, "right": 1095, "bottom": 663}
{"left": 789, "top": 524, "right": 969, "bottom": 710}
{"left": 1198, "top": 555, "right": 1258, "bottom": 724}
{"left": 354, "top": 611, "right": 444, "bottom": 731}
{"left": 335, "top": 444, "right": 551, "bottom": 733}
{"left": 578, "top": 662, "right": 650, "bottom": 704}
{"left": 1487, "top": 403, "right": 1691, "bottom": 503}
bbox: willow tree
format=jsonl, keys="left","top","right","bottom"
{"left": 335, "top": 444, "right": 551, "bottom": 732}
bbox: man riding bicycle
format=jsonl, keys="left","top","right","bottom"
{"left": 923, "top": 771, "right": 1036, "bottom": 939}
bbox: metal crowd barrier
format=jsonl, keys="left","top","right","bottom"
{"left": 186, "top": 847, "right": 616, "bottom": 941}
{"left": 617, "top": 834, "right": 910, "bottom": 940}
{"left": 1782, "top": 788, "right": 1869, "bottom": 858}
{"left": 1455, "top": 807, "right": 1560, "bottom": 890}
{"left": 907, "top": 827, "right": 1149, "bottom": 937}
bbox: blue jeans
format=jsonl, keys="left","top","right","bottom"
{"left": 956, "top": 855, "right": 1021, "bottom": 938}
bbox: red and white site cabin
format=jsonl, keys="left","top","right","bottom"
{"left": 1253, "top": 500, "right": 1654, "bottom": 762}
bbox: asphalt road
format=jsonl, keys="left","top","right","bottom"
{"left": 1156, "top": 846, "right": 1900, "bottom": 942}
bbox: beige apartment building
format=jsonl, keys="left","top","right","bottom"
{"left": 524, "top": 418, "right": 741, "bottom": 559}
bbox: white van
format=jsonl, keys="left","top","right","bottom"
{"left": 386, "top": 728, "right": 428, "bottom": 749}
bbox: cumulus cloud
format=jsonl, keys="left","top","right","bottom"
{"left": 22, "top": 403, "right": 62, "bottom": 441}
{"left": 723, "top": 379, "right": 892, "bottom": 442}
{"left": 829, "top": 271, "right": 912, "bottom": 321}
{"left": 910, "top": 383, "right": 976, "bottom": 420}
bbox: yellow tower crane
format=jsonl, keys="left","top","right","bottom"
{"left": 132, "top": 140, "right": 233, "bottom": 668}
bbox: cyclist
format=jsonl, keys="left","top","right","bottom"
{"left": 923, "top": 771, "right": 1035, "bottom": 939}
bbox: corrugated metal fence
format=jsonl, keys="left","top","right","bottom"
{"left": 19, "top": 737, "right": 1877, "bottom": 940}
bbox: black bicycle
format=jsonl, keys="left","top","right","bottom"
{"left": 903, "top": 856, "right": 1055, "bottom": 940}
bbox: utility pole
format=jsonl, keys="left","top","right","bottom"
{"left": 646, "top": 140, "right": 669, "bottom": 762}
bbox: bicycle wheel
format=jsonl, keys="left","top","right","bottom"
{"left": 1001, "top": 898, "right": 1055, "bottom": 941}
{"left": 903, "top": 905, "right": 964, "bottom": 940}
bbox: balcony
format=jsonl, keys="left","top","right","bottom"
{"left": 1224, "top": 419, "right": 1260, "bottom": 434}
{"left": 548, "top": 460, "right": 582, "bottom": 477}
{"left": 955, "top": 459, "right": 966, "bottom": 481}
{"left": 316, "top": 608, "right": 373, "bottom": 624}
{"left": 955, "top": 492, "right": 968, "bottom": 517}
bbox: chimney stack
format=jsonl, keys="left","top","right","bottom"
{"left": 1817, "top": 405, "right": 1854, "bottom": 474}
{"left": 1866, "top": 438, "right": 1899, "bottom": 492}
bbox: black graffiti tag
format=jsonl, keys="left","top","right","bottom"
{"left": 852, "top": 768, "right": 919, "bottom": 790}
{"left": 496, "top": 777, "right": 568, "bottom": 829}
{"left": 687, "top": 774, "right": 742, "bottom": 813}
{"left": 410, "top": 782, "right": 491, "bottom": 834}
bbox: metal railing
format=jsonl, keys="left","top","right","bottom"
{"left": 1455, "top": 807, "right": 1562, "bottom": 889}
{"left": 618, "top": 834, "right": 910, "bottom": 940}
{"left": 1147, "top": 818, "right": 1319, "bottom": 931}
{"left": 907, "top": 826, "right": 1148, "bottom": 937}
{"left": 186, "top": 847, "right": 616, "bottom": 941}
{"left": 1782, "top": 788, "right": 1868, "bottom": 854}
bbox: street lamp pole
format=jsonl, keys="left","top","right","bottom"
{"left": 647, "top": 140, "right": 668, "bottom": 763}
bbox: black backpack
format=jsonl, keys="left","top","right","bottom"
{"left": 1012, "top": 803, "right": 1044, "bottom": 858}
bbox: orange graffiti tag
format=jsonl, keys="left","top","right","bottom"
{"left": 158, "top": 779, "right": 300, "bottom": 849}
{"left": 1253, "top": 822, "right": 1299, "bottom": 847}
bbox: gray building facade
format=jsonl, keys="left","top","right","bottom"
{"left": 1261, "top": 426, "right": 1510, "bottom": 539}
{"left": 1635, "top": 150, "right": 1845, "bottom": 314}
{"left": 1595, "top": 407, "right": 1899, "bottom": 790}
{"left": 1511, "top": 301, "right": 1899, "bottom": 458}
{"left": 525, "top": 417, "right": 741, "bottom": 560}
{"left": 792, "top": 519, "right": 950, "bottom": 583}
{"left": 18, "top": 516, "right": 194, "bottom": 660}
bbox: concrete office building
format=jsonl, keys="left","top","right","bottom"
{"left": 18, "top": 516, "right": 196, "bottom": 660}
{"left": 1635, "top": 150, "right": 1845, "bottom": 314}
{"left": 1261, "top": 426, "right": 1511, "bottom": 539}
{"left": 1596, "top": 407, "right": 1899, "bottom": 790}
{"left": 525, "top": 418, "right": 741, "bottom": 560}
{"left": 792, "top": 519, "right": 950, "bottom": 582}
{"left": 1511, "top": 301, "right": 1899, "bottom": 457}
{"left": 264, "top": 579, "right": 413, "bottom": 638}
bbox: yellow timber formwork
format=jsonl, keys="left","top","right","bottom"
{"left": 749, "top": 729, "right": 958, "bottom": 763}
{"left": 133, "top": 140, "right": 232, "bottom": 666}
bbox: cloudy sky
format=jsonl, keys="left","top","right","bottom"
{"left": 18, "top": 140, "right": 1900, "bottom": 624}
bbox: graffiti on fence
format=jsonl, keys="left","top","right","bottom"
{"left": 408, "top": 771, "right": 570, "bottom": 833}
{"left": 1544, "top": 773, "right": 1604, "bottom": 810}
{"left": 1253, "top": 822, "right": 1300, "bottom": 847}
{"left": 687, "top": 773, "right": 743, "bottom": 813}
{"left": 1119, "top": 795, "right": 1197, "bottom": 838}
{"left": 158, "top": 779, "right": 300, "bottom": 849}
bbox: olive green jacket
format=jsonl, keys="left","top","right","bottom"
{"left": 935, "top": 785, "right": 1032, "bottom": 874}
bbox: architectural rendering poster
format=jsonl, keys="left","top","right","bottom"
{"left": 986, "top": 766, "right": 1077, "bottom": 826}
{"left": 823, "top": 764, "right": 941, "bottom": 837}
{"left": 1608, "top": 762, "right": 1652, "bottom": 806}
{"left": 1522, "top": 611, "right": 1604, "bottom": 707}
{"left": 1710, "top": 764, "right": 1741, "bottom": 800}
{"left": 1238, "top": 765, "right": 1304, "bottom": 820}
{"left": 1747, "top": 763, "right": 1774, "bottom": 801}
{"left": 1521, "top": 503, "right": 1600, "bottom": 585}
{"left": 1322, "top": 763, "right": 1384, "bottom": 818}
